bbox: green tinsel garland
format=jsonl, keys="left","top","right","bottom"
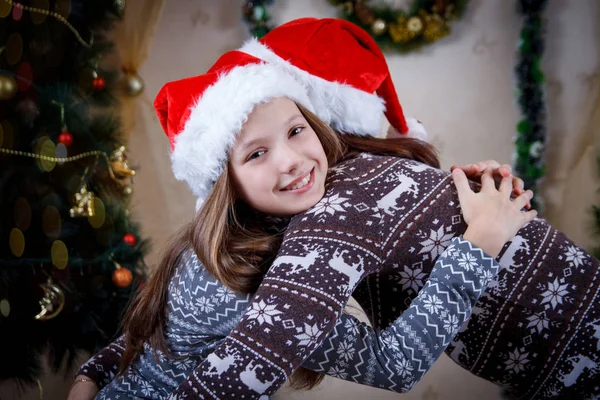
{"left": 513, "top": 0, "right": 548, "bottom": 212}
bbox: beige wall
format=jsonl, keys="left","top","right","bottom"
{"left": 2, "top": 0, "right": 599, "bottom": 399}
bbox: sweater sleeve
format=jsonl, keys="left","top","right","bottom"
{"left": 168, "top": 169, "right": 385, "bottom": 399}
{"left": 168, "top": 158, "right": 494, "bottom": 399}
{"left": 302, "top": 236, "right": 499, "bottom": 392}
{"left": 75, "top": 335, "right": 125, "bottom": 389}
{"left": 76, "top": 238, "right": 497, "bottom": 395}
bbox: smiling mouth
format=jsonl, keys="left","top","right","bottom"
{"left": 282, "top": 169, "right": 313, "bottom": 191}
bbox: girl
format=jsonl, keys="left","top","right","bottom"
{"left": 69, "top": 37, "right": 535, "bottom": 400}
{"left": 71, "top": 97, "right": 528, "bottom": 400}
{"left": 73, "top": 18, "right": 598, "bottom": 400}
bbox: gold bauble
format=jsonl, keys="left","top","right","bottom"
{"left": 112, "top": 160, "right": 136, "bottom": 178}
{"left": 123, "top": 73, "right": 144, "bottom": 97}
{"left": 371, "top": 19, "right": 388, "bottom": 35}
{"left": 0, "top": 74, "right": 18, "bottom": 100}
{"left": 34, "top": 278, "right": 65, "bottom": 321}
{"left": 407, "top": 16, "right": 425, "bottom": 33}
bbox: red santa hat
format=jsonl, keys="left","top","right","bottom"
{"left": 240, "top": 17, "right": 427, "bottom": 140}
{"left": 154, "top": 18, "right": 425, "bottom": 205}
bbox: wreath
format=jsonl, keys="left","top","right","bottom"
{"left": 242, "top": 0, "right": 469, "bottom": 53}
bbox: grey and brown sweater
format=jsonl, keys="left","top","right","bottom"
{"left": 80, "top": 154, "right": 600, "bottom": 399}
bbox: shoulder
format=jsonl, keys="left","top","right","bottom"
{"left": 168, "top": 249, "right": 248, "bottom": 303}
{"left": 332, "top": 153, "right": 443, "bottom": 180}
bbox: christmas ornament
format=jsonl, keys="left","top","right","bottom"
{"left": 92, "top": 75, "right": 105, "bottom": 91}
{"left": 34, "top": 278, "right": 65, "bottom": 321}
{"left": 123, "top": 233, "right": 136, "bottom": 246}
{"left": 110, "top": 145, "right": 136, "bottom": 178}
{"left": 371, "top": 18, "right": 387, "bottom": 35}
{"left": 112, "top": 262, "right": 133, "bottom": 288}
{"left": 329, "top": 0, "right": 469, "bottom": 53}
{"left": 58, "top": 131, "right": 73, "bottom": 146}
{"left": 0, "top": 73, "right": 18, "bottom": 100}
{"left": 69, "top": 184, "right": 96, "bottom": 217}
{"left": 123, "top": 72, "right": 144, "bottom": 97}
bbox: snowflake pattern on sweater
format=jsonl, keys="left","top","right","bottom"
{"left": 80, "top": 155, "right": 600, "bottom": 399}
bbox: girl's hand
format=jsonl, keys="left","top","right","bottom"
{"left": 452, "top": 168, "right": 537, "bottom": 258}
{"left": 66, "top": 375, "right": 99, "bottom": 400}
{"left": 450, "top": 160, "right": 530, "bottom": 210}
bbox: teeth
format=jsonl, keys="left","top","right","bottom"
{"left": 287, "top": 173, "right": 311, "bottom": 190}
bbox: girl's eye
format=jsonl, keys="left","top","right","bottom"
{"left": 247, "top": 150, "right": 265, "bottom": 162}
{"left": 289, "top": 126, "right": 304, "bottom": 137}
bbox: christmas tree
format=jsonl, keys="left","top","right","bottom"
{"left": 0, "top": 0, "right": 147, "bottom": 388}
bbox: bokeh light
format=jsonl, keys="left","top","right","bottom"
{"left": 1, "top": 120, "right": 13, "bottom": 149}
{"left": 42, "top": 206, "right": 61, "bottom": 239}
{"left": 55, "top": 0, "right": 71, "bottom": 19}
{"left": 9, "top": 228, "right": 25, "bottom": 257}
{"left": 30, "top": 0, "right": 49, "bottom": 24}
{"left": 17, "top": 61, "right": 33, "bottom": 91}
{"left": 51, "top": 240, "right": 68, "bottom": 270}
{"left": 13, "top": 197, "right": 31, "bottom": 231}
{"left": 0, "top": 299, "right": 10, "bottom": 318}
{"left": 55, "top": 143, "right": 67, "bottom": 161}
{"left": 36, "top": 136, "right": 56, "bottom": 172}
{"left": 88, "top": 197, "right": 106, "bottom": 228}
{"left": 5, "top": 33, "right": 23, "bottom": 66}
{"left": 11, "top": 4, "right": 22, "bottom": 22}
{"left": 0, "top": 0, "right": 10, "bottom": 18}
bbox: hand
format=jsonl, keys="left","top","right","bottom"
{"left": 66, "top": 375, "right": 99, "bottom": 400}
{"left": 450, "top": 160, "right": 530, "bottom": 210}
{"left": 452, "top": 168, "right": 537, "bottom": 258}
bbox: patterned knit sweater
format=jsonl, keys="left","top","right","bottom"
{"left": 80, "top": 154, "right": 600, "bottom": 399}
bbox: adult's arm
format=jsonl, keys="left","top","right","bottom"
{"left": 72, "top": 237, "right": 498, "bottom": 395}
{"left": 168, "top": 156, "right": 498, "bottom": 399}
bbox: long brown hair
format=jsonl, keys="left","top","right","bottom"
{"left": 119, "top": 102, "right": 439, "bottom": 390}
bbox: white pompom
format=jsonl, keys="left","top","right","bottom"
{"left": 386, "top": 117, "right": 428, "bottom": 141}
{"left": 405, "top": 117, "right": 428, "bottom": 141}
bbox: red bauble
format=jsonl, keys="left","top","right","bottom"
{"left": 92, "top": 76, "right": 105, "bottom": 90}
{"left": 123, "top": 233, "right": 136, "bottom": 246}
{"left": 112, "top": 266, "right": 133, "bottom": 288}
{"left": 58, "top": 131, "right": 73, "bottom": 146}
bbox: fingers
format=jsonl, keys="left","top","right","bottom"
{"left": 480, "top": 168, "right": 495, "bottom": 190}
{"left": 513, "top": 190, "right": 534, "bottom": 210}
{"left": 499, "top": 163, "right": 512, "bottom": 177}
{"left": 452, "top": 168, "right": 473, "bottom": 205}
{"left": 512, "top": 176, "right": 525, "bottom": 194}
{"left": 499, "top": 175, "right": 513, "bottom": 195}
{"left": 520, "top": 208, "right": 538, "bottom": 224}
{"left": 451, "top": 164, "right": 478, "bottom": 178}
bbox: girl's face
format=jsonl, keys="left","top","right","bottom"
{"left": 229, "top": 97, "right": 328, "bottom": 216}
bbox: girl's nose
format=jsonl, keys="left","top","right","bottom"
{"left": 279, "top": 145, "right": 304, "bottom": 175}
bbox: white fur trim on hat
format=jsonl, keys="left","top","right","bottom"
{"left": 171, "top": 62, "right": 315, "bottom": 205}
{"left": 240, "top": 39, "right": 386, "bottom": 136}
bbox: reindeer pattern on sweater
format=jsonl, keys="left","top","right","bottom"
{"left": 80, "top": 154, "right": 600, "bottom": 399}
